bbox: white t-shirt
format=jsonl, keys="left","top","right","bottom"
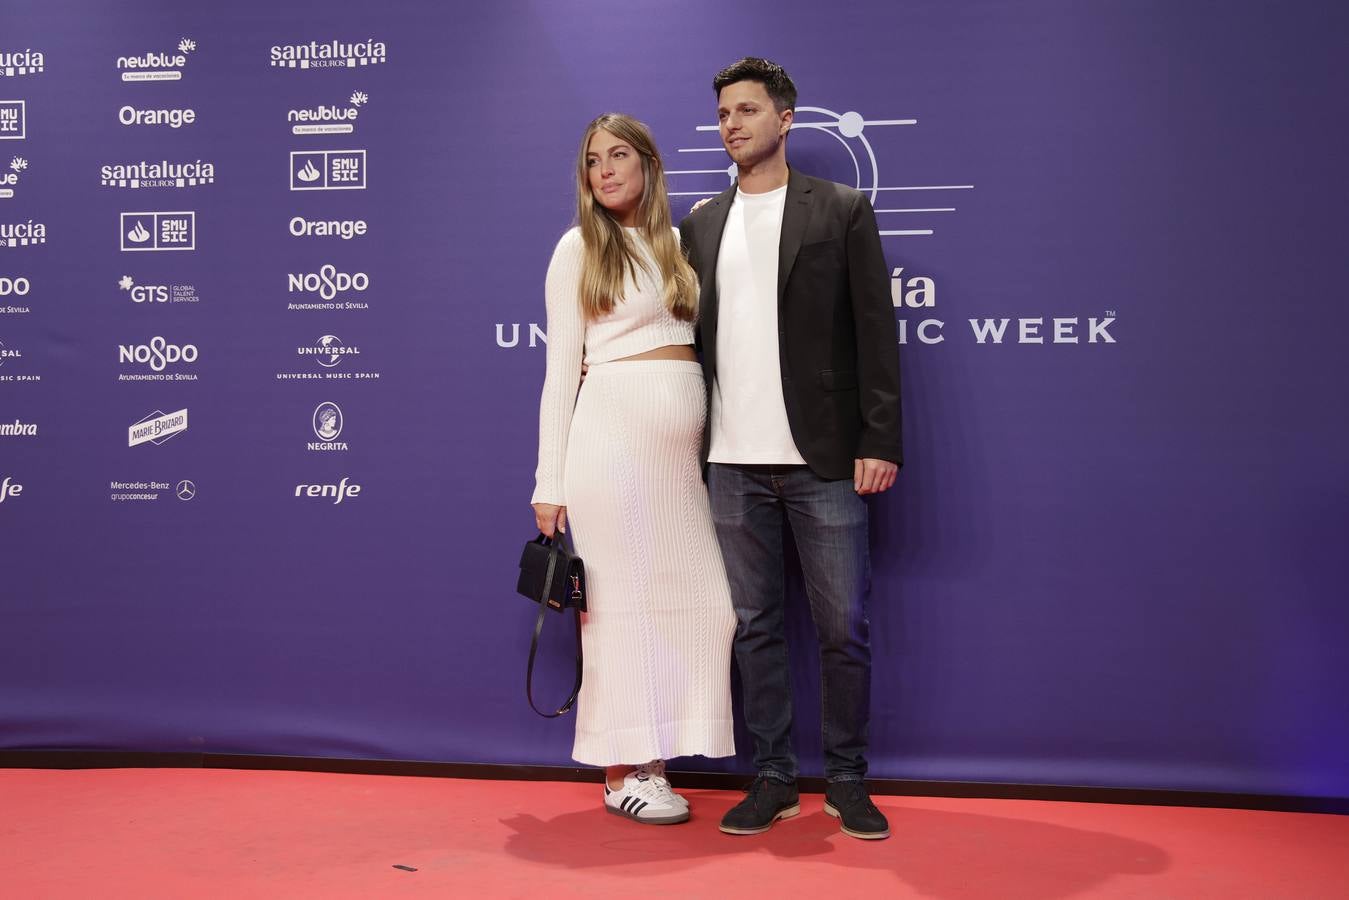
{"left": 709, "top": 184, "right": 806, "bottom": 465}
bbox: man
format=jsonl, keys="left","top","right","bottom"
{"left": 679, "top": 58, "right": 902, "bottom": 841}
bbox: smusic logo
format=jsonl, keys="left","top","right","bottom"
{"left": 0, "top": 100, "right": 24, "bottom": 139}
{"left": 101, "top": 159, "right": 215, "bottom": 189}
{"left": 309, "top": 401, "right": 347, "bottom": 451}
{"left": 270, "top": 40, "right": 386, "bottom": 69}
{"left": 290, "top": 150, "right": 365, "bottom": 191}
{"left": 120, "top": 212, "right": 194, "bottom": 251}
{"left": 117, "top": 38, "right": 195, "bottom": 82}
{"left": 128, "top": 408, "right": 187, "bottom": 447}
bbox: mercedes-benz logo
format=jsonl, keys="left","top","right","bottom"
{"left": 176, "top": 479, "right": 196, "bottom": 501}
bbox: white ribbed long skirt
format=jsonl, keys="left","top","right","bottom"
{"left": 564, "top": 359, "right": 737, "bottom": 766}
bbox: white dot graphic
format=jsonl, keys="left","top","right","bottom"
{"left": 838, "top": 111, "right": 865, "bottom": 138}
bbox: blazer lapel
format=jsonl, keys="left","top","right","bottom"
{"left": 777, "top": 168, "right": 814, "bottom": 304}
{"left": 695, "top": 182, "right": 738, "bottom": 367}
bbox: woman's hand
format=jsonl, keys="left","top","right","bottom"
{"left": 532, "top": 503, "right": 568, "bottom": 538}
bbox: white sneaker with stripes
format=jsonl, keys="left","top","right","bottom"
{"left": 604, "top": 769, "right": 690, "bottom": 825}
{"left": 635, "top": 760, "right": 689, "bottom": 808}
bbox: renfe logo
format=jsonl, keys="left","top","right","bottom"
{"left": 290, "top": 150, "right": 365, "bottom": 191}
{"left": 0, "top": 475, "right": 22, "bottom": 503}
{"left": 295, "top": 476, "right": 361, "bottom": 504}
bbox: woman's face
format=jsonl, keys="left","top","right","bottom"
{"left": 586, "top": 128, "right": 644, "bottom": 226}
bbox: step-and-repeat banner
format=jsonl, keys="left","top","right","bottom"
{"left": 2, "top": 0, "right": 1346, "bottom": 798}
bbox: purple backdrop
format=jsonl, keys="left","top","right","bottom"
{"left": 2, "top": 0, "right": 1347, "bottom": 799}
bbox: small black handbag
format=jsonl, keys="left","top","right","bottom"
{"left": 515, "top": 533, "right": 586, "bottom": 718}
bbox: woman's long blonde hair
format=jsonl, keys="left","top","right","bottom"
{"left": 574, "top": 113, "right": 698, "bottom": 322}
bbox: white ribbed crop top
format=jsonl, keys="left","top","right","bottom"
{"left": 532, "top": 227, "right": 695, "bottom": 505}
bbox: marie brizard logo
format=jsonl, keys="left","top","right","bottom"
{"left": 128, "top": 408, "right": 187, "bottom": 447}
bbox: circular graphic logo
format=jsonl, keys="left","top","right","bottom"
{"left": 313, "top": 401, "right": 343, "bottom": 440}
{"left": 315, "top": 334, "right": 343, "bottom": 367}
{"left": 176, "top": 479, "right": 196, "bottom": 501}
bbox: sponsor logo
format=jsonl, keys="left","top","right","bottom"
{"left": 495, "top": 323, "right": 548, "bottom": 349}
{"left": 270, "top": 40, "right": 386, "bottom": 69}
{"left": 289, "top": 91, "right": 367, "bottom": 135}
{"left": 0, "top": 337, "right": 19, "bottom": 364}
{"left": 0, "top": 100, "right": 24, "bottom": 139}
{"left": 120, "top": 211, "right": 194, "bottom": 251}
{"left": 298, "top": 334, "right": 359, "bottom": 367}
{"left": 294, "top": 476, "right": 361, "bottom": 504}
{"left": 118, "top": 105, "right": 196, "bottom": 129}
{"left": 0, "top": 275, "right": 28, "bottom": 295}
{"left": 116, "top": 336, "right": 199, "bottom": 381}
{"left": 290, "top": 149, "right": 365, "bottom": 190}
{"left": 289, "top": 216, "right": 367, "bottom": 240}
{"left": 287, "top": 265, "right": 368, "bottom": 301}
{"left": 117, "top": 38, "right": 195, "bottom": 82}
{"left": 128, "top": 408, "right": 187, "bottom": 447}
{"left": 107, "top": 479, "right": 193, "bottom": 501}
{"left": 0, "top": 219, "right": 45, "bottom": 247}
{"left": 177, "top": 479, "right": 196, "bottom": 500}
{"left": 0, "top": 474, "right": 22, "bottom": 503}
{"left": 0, "top": 418, "right": 36, "bottom": 436}
{"left": 0, "top": 155, "right": 26, "bottom": 199}
{"left": 277, "top": 335, "right": 380, "bottom": 380}
{"left": 0, "top": 50, "right": 44, "bottom": 77}
{"left": 101, "top": 159, "right": 214, "bottom": 189}
{"left": 119, "top": 275, "right": 198, "bottom": 305}
{"left": 0, "top": 337, "right": 36, "bottom": 381}
{"left": 309, "top": 401, "right": 348, "bottom": 451}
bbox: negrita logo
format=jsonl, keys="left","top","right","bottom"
{"left": 270, "top": 40, "right": 386, "bottom": 69}
{"left": 309, "top": 401, "right": 348, "bottom": 451}
{"left": 117, "top": 39, "right": 195, "bottom": 82}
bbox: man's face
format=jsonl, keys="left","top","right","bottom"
{"left": 717, "top": 80, "right": 791, "bottom": 169}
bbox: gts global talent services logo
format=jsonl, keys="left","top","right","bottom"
{"left": 118, "top": 38, "right": 196, "bottom": 82}
{"left": 290, "top": 91, "right": 367, "bottom": 135}
{"left": 0, "top": 101, "right": 24, "bottom": 139}
{"left": 270, "top": 39, "right": 386, "bottom": 70}
{"left": 121, "top": 212, "right": 194, "bottom": 251}
{"left": 309, "top": 401, "right": 347, "bottom": 451}
{"left": 101, "top": 158, "right": 214, "bottom": 189}
{"left": 119, "top": 275, "right": 199, "bottom": 305}
{"left": 0, "top": 50, "right": 44, "bottom": 78}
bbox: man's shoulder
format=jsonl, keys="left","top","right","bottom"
{"left": 797, "top": 171, "right": 864, "bottom": 205}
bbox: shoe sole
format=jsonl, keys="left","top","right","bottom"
{"left": 823, "top": 802, "right": 890, "bottom": 840}
{"left": 605, "top": 804, "right": 690, "bottom": 825}
{"left": 718, "top": 803, "right": 801, "bottom": 835}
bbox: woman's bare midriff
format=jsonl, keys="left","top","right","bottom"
{"left": 614, "top": 344, "right": 697, "bottom": 362}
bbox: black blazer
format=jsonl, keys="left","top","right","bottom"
{"left": 679, "top": 168, "right": 903, "bottom": 480}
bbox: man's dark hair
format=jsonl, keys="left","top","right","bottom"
{"left": 713, "top": 57, "right": 797, "bottom": 113}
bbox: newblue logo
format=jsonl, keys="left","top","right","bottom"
{"left": 270, "top": 40, "right": 386, "bottom": 69}
{"left": 0, "top": 155, "right": 28, "bottom": 199}
{"left": 120, "top": 212, "right": 194, "bottom": 251}
{"left": 0, "top": 101, "right": 23, "bottom": 139}
{"left": 117, "top": 39, "right": 195, "bottom": 82}
{"left": 290, "top": 91, "right": 367, "bottom": 135}
{"left": 290, "top": 150, "right": 365, "bottom": 191}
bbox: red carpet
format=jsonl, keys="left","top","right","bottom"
{"left": 1, "top": 768, "right": 1345, "bottom": 898}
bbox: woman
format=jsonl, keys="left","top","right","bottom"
{"left": 532, "top": 113, "right": 736, "bottom": 825}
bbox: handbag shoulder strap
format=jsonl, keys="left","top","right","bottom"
{"left": 525, "top": 536, "right": 583, "bottom": 717}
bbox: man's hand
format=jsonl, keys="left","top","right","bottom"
{"left": 853, "top": 458, "right": 898, "bottom": 495}
{"left": 532, "top": 503, "right": 567, "bottom": 537}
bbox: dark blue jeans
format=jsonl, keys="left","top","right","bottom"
{"left": 707, "top": 463, "right": 872, "bottom": 783}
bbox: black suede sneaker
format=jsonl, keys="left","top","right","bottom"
{"left": 824, "top": 780, "right": 890, "bottom": 840}
{"left": 719, "top": 775, "right": 801, "bottom": 835}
